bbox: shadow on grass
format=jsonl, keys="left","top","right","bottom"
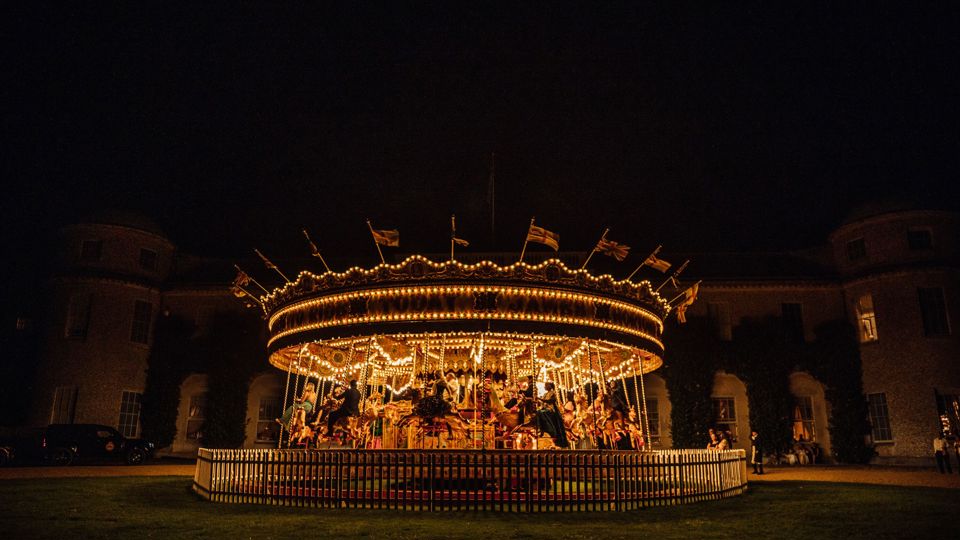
{"left": 3, "top": 477, "right": 959, "bottom": 539}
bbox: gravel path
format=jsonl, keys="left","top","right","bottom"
{"left": 749, "top": 464, "right": 960, "bottom": 489}
{"left": 3, "top": 461, "right": 959, "bottom": 489}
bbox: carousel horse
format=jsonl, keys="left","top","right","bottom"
{"left": 395, "top": 378, "right": 468, "bottom": 443}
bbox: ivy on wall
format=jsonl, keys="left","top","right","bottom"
{"left": 141, "top": 309, "right": 266, "bottom": 450}
{"left": 662, "top": 315, "right": 873, "bottom": 463}
{"left": 140, "top": 313, "right": 197, "bottom": 448}
{"left": 195, "top": 310, "right": 265, "bottom": 449}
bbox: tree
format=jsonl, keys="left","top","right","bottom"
{"left": 662, "top": 317, "right": 722, "bottom": 448}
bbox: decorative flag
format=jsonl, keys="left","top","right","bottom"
{"left": 231, "top": 269, "right": 250, "bottom": 298}
{"left": 668, "top": 259, "right": 689, "bottom": 289}
{"left": 526, "top": 224, "right": 560, "bottom": 251}
{"left": 644, "top": 253, "right": 671, "bottom": 273}
{"left": 302, "top": 230, "right": 321, "bottom": 257}
{"left": 675, "top": 282, "right": 699, "bottom": 324}
{"left": 255, "top": 249, "right": 278, "bottom": 271}
{"left": 451, "top": 215, "right": 469, "bottom": 246}
{"left": 371, "top": 228, "right": 400, "bottom": 247}
{"left": 596, "top": 238, "right": 630, "bottom": 261}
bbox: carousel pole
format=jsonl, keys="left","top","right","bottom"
{"left": 480, "top": 332, "right": 487, "bottom": 450}
{"left": 586, "top": 340, "right": 602, "bottom": 450}
{"left": 638, "top": 364, "right": 651, "bottom": 447}
{"left": 531, "top": 336, "right": 542, "bottom": 448}
{"left": 279, "top": 355, "right": 294, "bottom": 449}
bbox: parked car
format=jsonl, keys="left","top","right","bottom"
{"left": 0, "top": 424, "right": 155, "bottom": 466}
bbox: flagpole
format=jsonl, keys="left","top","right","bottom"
{"left": 669, "top": 280, "right": 702, "bottom": 304}
{"left": 518, "top": 217, "right": 535, "bottom": 263}
{"left": 302, "top": 229, "right": 331, "bottom": 273}
{"left": 254, "top": 249, "right": 291, "bottom": 282}
{"left": 627, "top": 245, "right": 661, "bottom": 281}
{"left": 234, "top": 264, "right": 270, "bottom": 294}
{"left": 232, "top": 284, "right": 265, "bottom": 307}
{"left": 366, "top": 219, "right": 386, "bottom": 265}
{"left": 580, "top": 228, "right": 608, "bottom": 270}
{"left": 655, "top": 259, "right": 689, "bottom": 292}
{"left": 450, "top": 214, "right": 456, "bottom": 262}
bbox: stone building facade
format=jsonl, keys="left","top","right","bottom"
{"left": 25, "top": 206, "right": 959, "bottom": 464}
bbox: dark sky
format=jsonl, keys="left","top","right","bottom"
{"left": 3, "top": 3, "right": 959, "bottom": 282}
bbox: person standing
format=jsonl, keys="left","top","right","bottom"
{"left": 934, "top": 434, "right": 951, "bottom": 474}
{"left": 750, "top": 430, "right": 764, "bottom": 474}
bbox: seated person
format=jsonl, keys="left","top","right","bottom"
{"left": 325, "top": 380, "right": 361, "bottom": 436}
{"left": 278, "top": 382, "right": 317, "bottom": 428}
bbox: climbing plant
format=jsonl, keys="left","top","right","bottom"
{"left": 197, "top": 310, "right": 266, "bottom": 448}
{"left": 661, "top": 317, "right": 723, "bottom": 448}
{"left": 140, "top": 313, "right": 197, "bottom": 448}
{"left": 802, "top": 319, "right": 874, "bottom": 463}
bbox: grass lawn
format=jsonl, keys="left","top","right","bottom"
{"left": 1, "top": 476, "right": 957, "bottom": 539}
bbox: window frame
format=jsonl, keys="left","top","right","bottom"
{"left": 846, "top": 238, "right": 866, "bottom": 262}
{"left": 185, "top": 394, "right": 207, "bottom": 442}
{"left": 918, "top": 287, "right": 951, "bottom": 337}
{"left": 138, "top": 248, "right": 159, "bottom": 271}
{"left": 867, "top": 392, "right": 893, "bottom": 443}
{"left": 856, "top": 293, "right": 879, "bottom": 343}
{"left": 256, "top": 396, "right": 283, "bottom": 443}
{"left": 130, "top": 300, "right": 153, "bottom": 344}
{"left": 79, "top": 239, "right": 103, "bottom": 262}
{"left": 118, "top": 390, "right": 142, "bottom": 438}
{"left": 712, "top": 397, "right": 738, "bottom": 439}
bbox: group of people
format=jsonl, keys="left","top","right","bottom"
{"left": 933, "top": 433, "right": 960, "bottom": 474}
{"left": 707, "top": 427, "right": 764, "bottom": 474}
{"left": 278, "top": 379, "right": 362, "bottom": 440}
{"left": 706, "top": 428, "right": 734, "bottom": 451}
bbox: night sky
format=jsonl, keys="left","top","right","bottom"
{"left": 3, "top": 3, "right": 959, "bottom": 292}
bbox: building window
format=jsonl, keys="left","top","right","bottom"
{"left": 856, "top": 294, "right": 879, "bottom": 342}
{"left": 937, "top": 393, "right": 960, "bottom": 438}
{"left": 256, "top": 397, "right": 283, "bottom": 442}
{"left": 186, "top": 394, "right": 207, "bottom": 441}
{"left": 644, "top": 398, "right": 660, "bottom": 445}
{"left": 51, "top": 386, "right": 78, "bottom": 424}
{"left": 712, "top": 397, "right": 737, "bottom": 439}
{"left": 867, "top": 393, "right": 893, "bottom": 442}
{"left": 64, "top": 293, "right": 93, "bottom": 340}
{"left": 907, "top": 229, "right": 933, "bottom": 251}
{"left": 139, "top": 248, "right": 158, "bottom": 271}
{"left": 130, "top": 300, "right": 153, "bottom": 344}
{"left": 707, "top": 302, "right": 732, "bottom": 341}
{"left": 782, "top": 302, "right": 805, "bottom": 343}
{"left": 118, "top": 391, "right": 142, "bottom": 438}
{"left": 846, "top": 238, "right": 866, "bottom": 261}
{"left": 792, "top": 396, "right": 815, "bottom": 442}
{"left": 80, "top": 239, "right": 102, "bottom": 261}
{"left": 918, "top": 287, "right": 951, "bottom": 336}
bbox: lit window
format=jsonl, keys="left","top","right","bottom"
{"left": 846, "top": 238, "right": 866, "bottom": 261}
{"left": 256, "top": 397, "right": 283, "bottom": 442}
{"left": 80, "top": 239, "right": 102, "bottom": 261}
{"left": 139, "top": 248, "right": 158, "bottom": 271}
{"left": 707, "top": 302, "right": 732, "bottom": 341}
{"left": 130, "top": 300, "right": 153, "bottom": 344}
{"left": 118, "top": 391, "right": 142, "bottom": 438}
{"left": 782, "top": 302, "right": 805, "bottom": 343}
{"left": 918, "top": 287, "right": 950, "bottom": 336}
{"left": 792, "top": 396, "right": 815, "bottom": 442}
{"left": 51, "top": 386, "right": 78, "bottom": 424}
{"left": 857, "top": 294, "right": 879, "bottom": 342}
{"left": 867, "top": 393, "right": 893, "bottom": 442}
{"left": 907, "top": 229, "right": 933, "bottom": 251}
{"left": 712, "top": 397, "right": 737, "bottom": 439}
{"left": 64, "top": 293, "right": 93, "bottom": 340}
{"left": 186, "top": 394, "right": 207, "bottom": 441}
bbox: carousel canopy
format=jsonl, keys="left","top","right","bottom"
{"left": 260, "top": 256, "right": 670, "bottom": 386}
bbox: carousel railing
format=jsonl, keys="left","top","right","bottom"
{"left": 193, "top": 448, "right": 747, "bottom": 511}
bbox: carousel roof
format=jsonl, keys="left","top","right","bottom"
{"left": 259, "top": 255, "right": 672, "bottom": 383}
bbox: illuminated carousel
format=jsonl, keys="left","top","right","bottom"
{"left": 264, "top": 255, "right": 668, "bottom": 451}
{"left": 194, "top": 232, "right": 746, "bottom": 512}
